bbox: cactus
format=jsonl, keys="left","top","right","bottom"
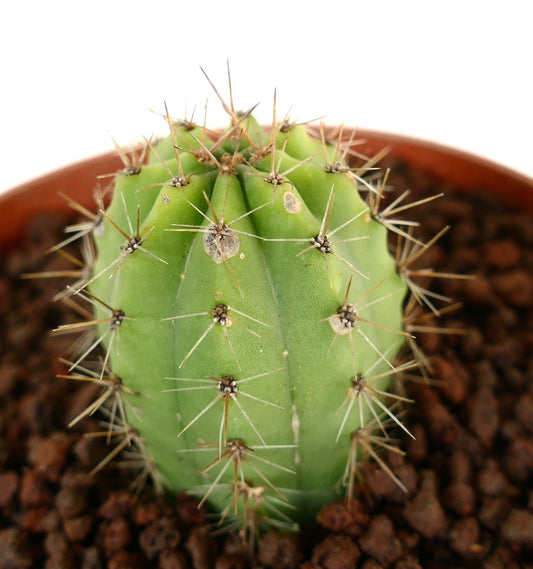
{"left": 53, "top": 73, "right": 452, "bottom": 539}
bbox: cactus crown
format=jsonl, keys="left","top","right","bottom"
{"left": 53, "top": 71, "right": 453, "bottom": 541}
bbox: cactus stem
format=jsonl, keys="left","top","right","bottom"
{"left": 47, "top": 75, "right": 460, "bottom": 534}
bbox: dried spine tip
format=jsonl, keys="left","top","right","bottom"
{"left": 52, "top": 71, "right": 454, "bottom": 536}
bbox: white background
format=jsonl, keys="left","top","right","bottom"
{"left": 1, "top": 0, "right": 532, "bottom": 194}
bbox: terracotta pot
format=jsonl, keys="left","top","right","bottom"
{"left": 1, "top": 132, "right": 532, "bottom": 566}
{"left": 2, "top": 131, "right": 532, "bottom": 248}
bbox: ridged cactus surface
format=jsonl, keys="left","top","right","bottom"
{"left": 57, "top": 92, "right": 434, "bottom": 536}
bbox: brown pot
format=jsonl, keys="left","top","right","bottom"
{"left": 1, "top": 132, "right": 532, "bottom": 567}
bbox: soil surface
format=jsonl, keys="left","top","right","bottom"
{"left": 1, "top": 160, "right": 532, "bottom": 568}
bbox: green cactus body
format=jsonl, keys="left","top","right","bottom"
{"left": 82, "top": 112, "right": 409, "bottom": 530}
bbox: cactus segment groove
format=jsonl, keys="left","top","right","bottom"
{"left": 50, "top": 77, "right": 455, "bottom": 538}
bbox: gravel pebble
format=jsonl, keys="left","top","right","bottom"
{"left": 138, "top": 517, "right": 181, "bottom": 561}
{"left": 257, "top": 531, "right": 303, "bottom": 569}
{"left": 501, "top": 508, "right": 533, "bottom": 545}
{"left": 403, "top": 471, "right": 446, "bottom": 538}
{"left": 316, "top": 499, "right": 369, "bottom": 537}
{"left": 0, "top": 471, "right": 19, "bottom": 508}
{"left": 0, "top": 527, "right": 34, "bottom": 569}
{"left": 358, "top": 514, "right": 402, "bottom": 567}
{"left": 310, "top": 535, "right": 361, "bottom": 569}
{"left": 449, "top": 516, "right": 482, "bottom": 558}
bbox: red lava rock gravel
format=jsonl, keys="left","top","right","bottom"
{"left": 1, "top": 161, "right": 532, "bottom": 568}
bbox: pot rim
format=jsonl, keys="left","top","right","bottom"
{"left": 353, "top": 128, "right": 533, "bottom": 205}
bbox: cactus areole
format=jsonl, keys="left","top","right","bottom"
{"left": 63, "top": 98, "right": 427, "bottom": 535}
